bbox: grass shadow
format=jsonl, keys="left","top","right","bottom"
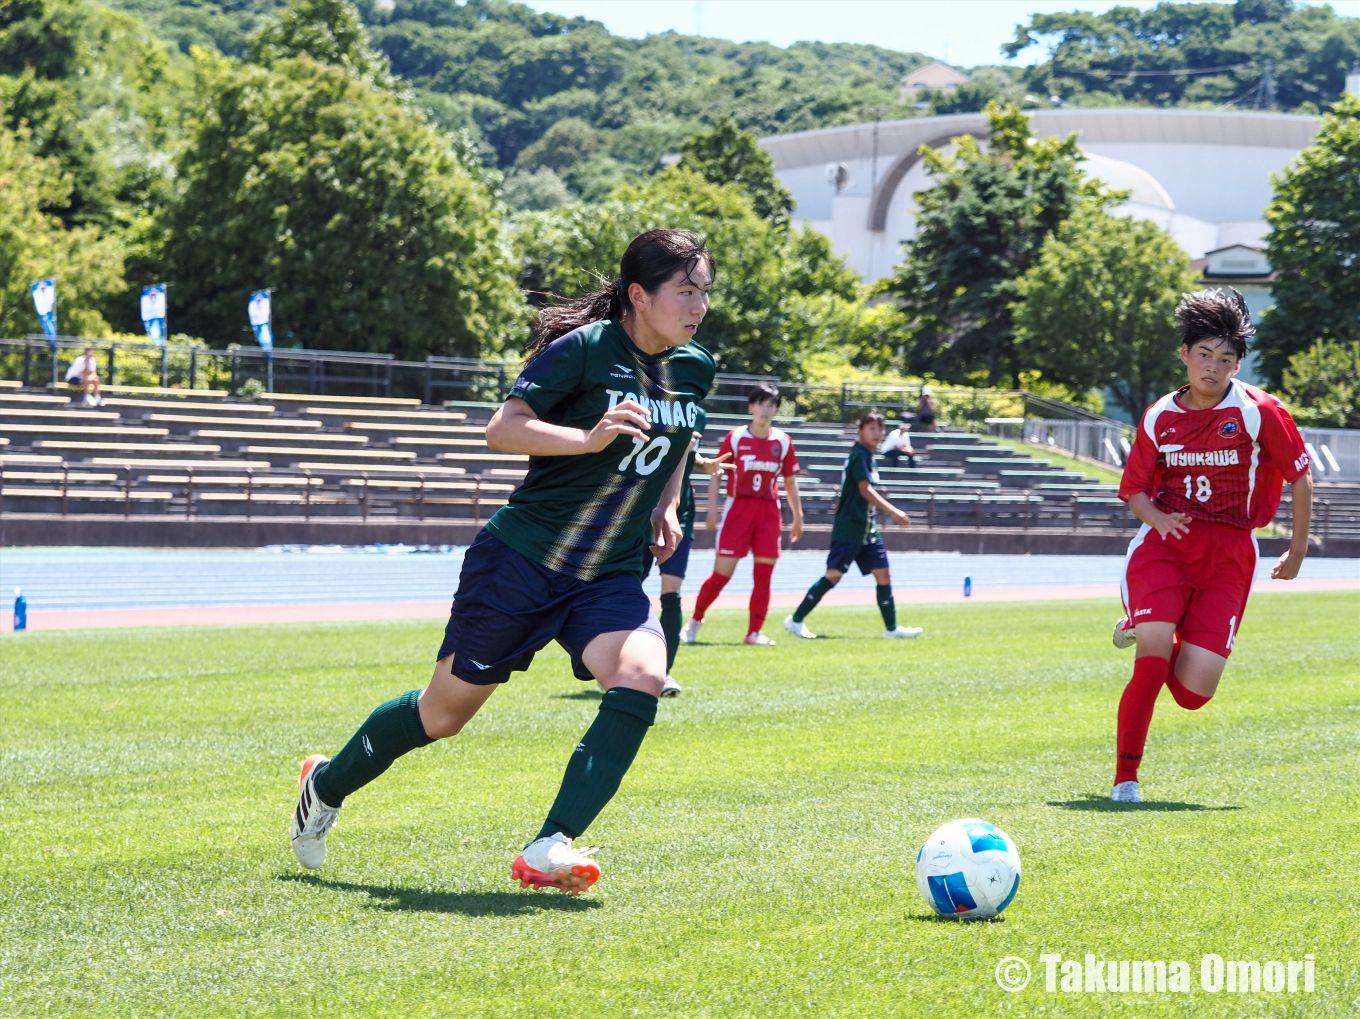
{"left": 907, "top": 912, "right": 1008, "bottom": 924}
{"left": 554, "top": 689, "right": 603, "bottom": 701}
{"left": 1048, "top": 795, "right": 1242, "bottom": 813}
{"left": 279, "top": 874, "right": 603, "bottom": 915}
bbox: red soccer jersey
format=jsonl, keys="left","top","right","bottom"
{"left": 717, "top": 426, "right": 800, "bottom": 501}
{"left": 1119, "top": 379, "right": 1310, "bottom": 531}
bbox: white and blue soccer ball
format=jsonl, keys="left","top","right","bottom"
{"left": 916, "top": 818, "right": 1021, "bottom": 920}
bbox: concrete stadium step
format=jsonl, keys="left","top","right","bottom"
{"left": 88, "top": 385, "right": 229, "bottom": 399}
{"left": 1, "top": 424, "right": 169, "bottom": 439}
{"left": 150, "top": 414, "right": 322, "bottom": 432}
{"left": 264, "top": 392, "right": 421, "bottom": 409}
{"left": 241, "top": 446, "right": 416, "bottom": 464}
{"left": 439, "top": 452, "right": 529, "bottom": 467}
{"left": 0, "top": 408, "right": 123, "bottom": 423}
{"left": 87, "top": 457, "right": 272, "bottom": 469}
{"left": 391, "top": 438, "right": 494, "bottom": 450}
{"left": 197, "top": 430, "right": 370, "bottom": 445}
{"left": 996, "top": 470, "right": 1089, "bottom": 485}
{"left": 0, "top": 393, "right": 72, "bottom": 406}
{"left": 35, "top": 440, "right": 221, "bottom": 456}
{"left": 289, "top": 461, "right": 469, "bottom": 475}
{"left": 309, "top": 408, "right": 470, "bottom": 424}
{"left": 106, "top": 398, "right": 277, "bottom": 416}
{"left": 340, "top": 422, "right": 483, "bottom": 434}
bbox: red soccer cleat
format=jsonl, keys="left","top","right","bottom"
{"left": 510, "top": 833, "right": 601, "bottom": 895}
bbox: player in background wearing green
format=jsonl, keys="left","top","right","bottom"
{"left": 289, "top": 230, "right": 716, "bottom": 895}
{"left": 784, "top": 411, "right": 923, "bottom": 640}
{"left": 640, "top": 412, "right": 732, "bottom": 695}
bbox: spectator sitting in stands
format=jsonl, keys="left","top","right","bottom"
{"left": 879, "top": 419, "right": 917, "bottom": 468}
{"left": 913, "top": 385, "right": 937, "bottom": 432}
{"left": 65, "top": 347, "right": 103, "bottom": 406}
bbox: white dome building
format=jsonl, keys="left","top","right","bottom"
{"left": 760, "top": 108, "right": 1319, "bottom": 287}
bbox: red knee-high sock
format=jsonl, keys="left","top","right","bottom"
{"left": 1165, "top": 633, "right": 1211, "bottom": 709}
{"left": 692, "top": 572, "right": 730, "bottom": 621}
{"left": 1115, "top": 655, "right": 1170, "bottom": 785}
{"left": 749, "top": 562, "right": 774, "bottom": 635}
{"left": 1167, "top": 677, "right": 1211, "bottom": 710}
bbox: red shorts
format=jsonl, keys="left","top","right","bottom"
{"left": 1120, "top": 520, "right": 1258, "bottom": 658}
{"left": 716, "top": 497, "right": 783, "bottom": 559}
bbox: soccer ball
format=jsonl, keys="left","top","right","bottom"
{"left": 916, "top": 818, "right": 1021, "bottom": 920}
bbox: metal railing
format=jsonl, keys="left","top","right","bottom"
{"left": 988, "top": 417, "right": 1136, "bottom": 469}
{"left": 4, "top": 336, "right": 1119, "bottom": 426}
{"left": 1302, "top": 428, "right": 1359, "bottom": 481}
{"left": 2, "top": 337, "right": 523, "bottom": 405}
{"left": 0, "top": 461, "right": 519, "bottom": 525}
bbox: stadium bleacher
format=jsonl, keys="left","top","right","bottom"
{"left": 2, "top": 387, "right": 1355, "bottom": 549}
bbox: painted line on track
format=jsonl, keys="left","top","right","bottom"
{"left": 3, "top": 577, "right": 1352, "bottom": 632}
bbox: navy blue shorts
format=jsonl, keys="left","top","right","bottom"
{"left": 826, "top": 539, "right": 890, "bottom": 576}
{"left": 436, "top": 530, "right": 664, "bottom": 685}
{"left": 641, "top": 535, "right": 693, "bottom": 580}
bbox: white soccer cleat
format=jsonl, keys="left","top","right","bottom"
{"left": 1112, "top": 618, "right": 1137, "bottom": 649}
{"left": 1110, "top": 780, "right": 1142, "bottom": 803}
{"left": 680, "top": 617, "right": 703, "bottom": 644}
{"left": 743, "top": 632, "right": 776, "bottom": 646}
{"left": 661, "top": 674, "right": 682, "bottom": 697}
{"left": 511, "top": 832, "right": 601, "bottom": 895}
{"left": 885, "top": 625, "right": 923, "bottom": 639}
{"left": 783, "top": 615, "right": 817, "bottom": 639}
{"left": 290, "top": 754, "right": 340, "bottom": 869}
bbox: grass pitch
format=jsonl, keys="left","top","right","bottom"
{"left": 1, "top": 593, "right": 1356, "bottom": 1018}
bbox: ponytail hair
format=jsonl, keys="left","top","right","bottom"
{"left": 526, "top": 229, "right": 713, "bottom": 360}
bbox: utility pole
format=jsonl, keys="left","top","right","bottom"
{"left": 865, "top": 106, "right": 885, "bottom": 282}
{"left": 1259, "top": 59, "right": 1276, "bottom": 108}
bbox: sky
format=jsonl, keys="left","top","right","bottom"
{"left": 526, "top": 1, "right": 1360, "bottom": 68}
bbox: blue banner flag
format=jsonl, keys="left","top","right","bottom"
{"left": 141, "top": 284, "right": 168, "bottom": 345}
{"left": 30, "top": 278, "right": 57, "bottom": 338}
{"left": 248, "top": 290, "right": 273, "bottom": 349}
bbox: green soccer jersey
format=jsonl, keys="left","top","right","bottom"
{"left": 487, "top": 319, "right": 715, "bottom": 581}
{"left": 831, "top": 441, "right": 880, "bottom": 545}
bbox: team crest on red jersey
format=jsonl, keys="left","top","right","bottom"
{"left": 1218, "top": 419, "right": 1239, "bottom": 438}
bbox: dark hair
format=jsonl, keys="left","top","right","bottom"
{"left": 1176, "top": 288, "right": 1253, "bottom": 360}
{"left": 857, "top": 411, "right": 886, "bottom": 429}
{"left": 748, "top": 383, "right": 780, "bottom": 406}
{"left": 527, "top": 229, "right": 713, "bottom": 359}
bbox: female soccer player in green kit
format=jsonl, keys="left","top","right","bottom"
{"left": 290, "top": 230, "right": 716, "bottom": 894}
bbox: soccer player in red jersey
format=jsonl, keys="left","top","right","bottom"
{"left": 682, "top": 383, "right": 803, "bottom": 645}
{"left": 1110, "top": 289, "right": 1313, "bottom": 803}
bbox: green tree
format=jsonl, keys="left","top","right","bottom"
{"left": 1004, "top": 2, "right": 1360, "bottom": 112}
{"left": 679, "top": 117, "right": 794, "bottom": 227}
{"left": 886, "top": 101, "right": 1111, "bottom": 386}
{"left": 249, "top": 0, "right": 394, "bottom": 87}
{"left": 515, "top": 166, "right": 860, "bottom": 378}
{"left": 1013, "top": 206, "right": 1198, "bottom": 420}
{"left": 158, "top": 49, "right": 527, "bottom": 355}
{"left": 501, "top": 166, "right": 572, "bottom": 212}
{"left": 0, "top": 122, "right": 123, "bottom": 337}
{"left": 1281, "top": 340, "right": 1360, "bottom": 428}
{"left": 1257, "top": 95, "right": 1360, "bottom": 386}
{"left": 1, "top": 0, "right": 128, "bottom": 227}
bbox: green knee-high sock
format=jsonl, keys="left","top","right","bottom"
{"left": 659, "top": 592, "right": 683, "bottom": 672}
{"left": 793, "top": 577, "right": 834, "bottom": 623}
{"left": 876, "top": 584, "right": 897, "bottom": 630}
{"left": 312, "top": 689, "right": 434, "bottom": 807}
{"left": 537, "top": 687, "right": 658, "bottom": 841}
